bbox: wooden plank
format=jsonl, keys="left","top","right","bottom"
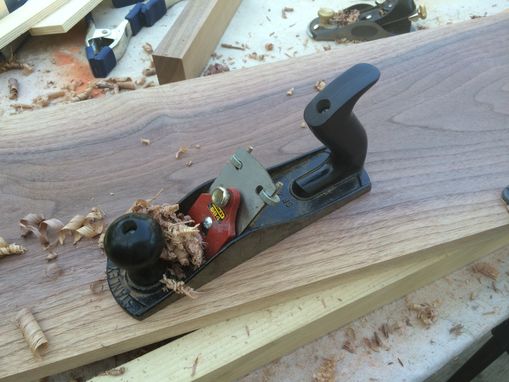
{"left": 29, "top": 0, "right": 103, "bottom": 36}
{"left": 0, "top": 0, "right": 68, "bottom": 49}
{"left": 0, "top": 13, "right": 509, "bottom": 382}
{"left": 91, "top": 228, "right": 509, "bottom": 382}
{"left": 153, "top": 0, "right": 241, "bottom": 84}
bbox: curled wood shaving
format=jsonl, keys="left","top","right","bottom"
{"left": 8, "top": 78, "right": 18, "bottom": 99}
{"left": 142, "top": 42, "right": 153, "bottom": 54}
{"left": 472, "top": 262, "right": 499, "bottom": 280}
{"left": 0, "top": 56, "right": 33, "bottom": 75}
{"left": 39, "top": 218, "right": 64, "bottom": 248}
{"left": 175, "top": 146, "right": 188, "bottom": 159}
{"left": 0, "top": 236, "right": 26, "bottom": 257}
{"left": 161, "top": 274, "right": 198, "bottom": 298}
{"left": 313, "top": 357, "right": 336, "bottom": 382}
{"left": 407, "top": 300, "right": 440, "bottom": 327}
{"left": 315, "top": 80, "right": 326, "bottom": 92}
{"left": 16, "top": 308, "right": 48, "bottom": 356}
{"left": 73, "top": 208, "right": 105, "bottom": 243}
{"left": 117, "top": 81, "right": 136, "bottom": 90}
{"left": 265, "top": 42, "right": 274, "bottom": 51}
{"left": 142, "top": 67, "right": 156, "bottom": 76}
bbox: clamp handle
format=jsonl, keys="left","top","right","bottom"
{"left": 293, "top": 63, "right": 380, "bottom": 198}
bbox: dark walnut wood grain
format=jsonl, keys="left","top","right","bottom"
{"left": 0, "top": 13, "right": 508, "bottom": 381}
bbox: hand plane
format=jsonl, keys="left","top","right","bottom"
{"left": 308, "top": 0, "right": 426, "bottom": 42}
{"left": 103, "top": 63, "right": 381, "bottom": 319}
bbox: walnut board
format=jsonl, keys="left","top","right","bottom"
{"left": 1, "top": 13, "right": 509, "bottom": 382}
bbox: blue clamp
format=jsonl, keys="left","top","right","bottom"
{"left": 85, "top": 0, "right": 178, "bottom": 78}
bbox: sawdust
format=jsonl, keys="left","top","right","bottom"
{"left": 98, "top": 367, "right": 125, "bottom": 376}
{"left": 449, "top": 323, "right": 464, "bottom": 336}
{"left": 313, "top": 358, "right": 336, "bottom": 382}
{"left": 472, "top": 262, "right": 499, "bottom": 280}
{"left": 203, "top": 63, "right": 230, "bottom": 76}
{"left": 281, "top": 6, "right": 294, "bottom": 19}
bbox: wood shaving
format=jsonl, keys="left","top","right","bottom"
{"left": 221, "top": 43, "right": 245, "bottom": 50}
{"left": 0, "top": 236, "right": 26, "bottom": 257}
{"left": 265, "top": 42, "right": 274, "bottom": 51}
{"left": 141, "top": 138, "right": 151, "bottom": 145}
{"left": 380, "top": 323, "right": 390, "bottom": 338}
{"left": 398, "top": 357, "right": 404, "bottom": 367}
{"left": 203, "top": 63, "right": 230, "bottom": 76}
{"left": 286, "top": 87, "right": 294, "bottom": 96}
{"left": 0, "top": 55, "right": 33, "bottom": 75}
{"left": 116, "top": 81, "right": 136, "bottom": 90}
{"left": 161, "top": 274, "right": 198, "bottom": 298}
{"left": 282, "top": 6, "right": 294, "bottom": 19}
{"left": 90, "top": 279, "right": 106, "bottom": 295}
{"left": 16, "top": 308, "right": 48, "bottom": 356}
{"left": 39, "top": 218, "right": 64, "bottom": 249}
{"left": 175, "top": 146, "right": 188, "bottom": 159}
{"left": 59, "top": 207, "right": 105, "bottom": 245}
{"left": 248, "top": 52, "right": 265, "bottom": 61}
{"left": 10, "top": 103, "right": 34, "bottom": 111}
{"left": 407, "top": 300, "right": 440, "bottom": 327}
{"left": 342, "top": 340, "right": 355, "bottom": 353}
{"left": 315, "top": 80, "right": 326, "bottom": 92}
{"left": 70, "top": 84, "right": 94, "bottom": 102}
{"left": 363, "top": 336, "right": 380, "bottom": 352}
{"left": 313, "top": 357, "right": 336, "bottom": 382}
{"left": 472, "top": 262, "right": 499, "bottom": 280}
{"left": 185, "top": 160, "right": 193, "bottom": 167}
{"left": 142, "top": 42, "right": 153, "bottom": 54}
{"left": 331, "top": 9, "right": 360, "bottom": 26}
{"left": 107, "top": 77, "right": 132, "bottom": 83}
{"left": 191, "top": 355, "right": 199, "bottom": 377}
{"left": 8, "top": 78, "right": 18, "bottom": 99}
{"left": 449, "top": 323, "right": 464, "bottom": 336}
{"left": 142, "top": 67, "right": 156, "bottom": 77}
{"left": 99, "top": 367, "right": 125, "bottom": 376}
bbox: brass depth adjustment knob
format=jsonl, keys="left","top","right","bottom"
{"left": 104, "top": 213, "right": 166, "bottom": 288}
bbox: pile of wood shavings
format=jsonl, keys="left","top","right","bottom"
{"left": 0, "top": 236, "right": 26, "bottom": 257}
{"left": 127, "top": 196, "right": 204, "bottom": 296}
{"left": 331, "top": 9, "right": 360, "bottom": 26}
{"left": 472, "top": 261, "right": 499, "bottom": 280}
{"left": 19, "top": 208, "right": 105, "bottom": 260}
{"left": 313, "top": 357, "right": 336, "bottom": 382}
{"left": 407, "top": 299, "right": 441, "bottom": 327}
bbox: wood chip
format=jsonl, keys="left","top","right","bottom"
{"left": 286, "top": 87, "right": 294, "bottom": 96}
{"left": 8, "top": 78, "right": 18, "bottom": 99}
{"left": 141, "top": 138, "right": 151, "bottom": 145}
{"left": 16, "top": 308, "right": 48, "bottom": 356}
{"left": 191, "top": 355, "right": 199, "bottom": 377}
{"left": 99, "top": 367, "right": 125, "bottom": 376}
{"left": 142, "top": 42, "right": 153, "bottom": 54}
{"left": 282, "top": 6, "right": 294, "bottom": 19}
{"left": 265, "top": 42, "right": 274, "bottom": 51}
{"left": 175, "top": 146, "right": 188, "bottom": 159}
{"left": 0, "top": 236, "right": 26, "bottom": 257}
{"left": 142, "top": 67, "right": 156, "bottom": 77}
{"left": 472, "top": 262, "right": 499, "bottom": 280}
{"left": 315, "top": 80, "right": 326, "bottom": 92}
{"left": 221, "top": 43, "right": 245, "bottom": 51}
{"left": 449, "top": 323, "right": 464, "bottom": 336}
{"left": 203, "top": 63, "right": 230, "bottom": 76}
{"left": 313, "top": 358, "right": 336, "bottom": 382}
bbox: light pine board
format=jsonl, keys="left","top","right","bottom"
{"left": 0, "top": 13, "right": 509, "bottom": 382}
{"left": 154, "top": 0, "right": 241, "bottom": 83}
{"left": 91, "top": 228, "right": 509, "bottom": 382}
{"left": 30, "top": 0, "right": 103, "bottom": 36}
{"left": 0, "top": 0, "right": 68, "bottom": 49}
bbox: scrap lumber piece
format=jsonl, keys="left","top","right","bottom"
{"left": 30, "top": 0, "right": 103, "bottom": 36}
{"left": 0, "top": 13, "right": 509, "bottom": 382}
{"left": 0, "top": 0, "right": 68, "bottom": 49}
{"left": 91, "top": 230, "right": 509, "bottom": 382}
{"left": 153, "top": 0, "right": 241, "bottom": 84}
